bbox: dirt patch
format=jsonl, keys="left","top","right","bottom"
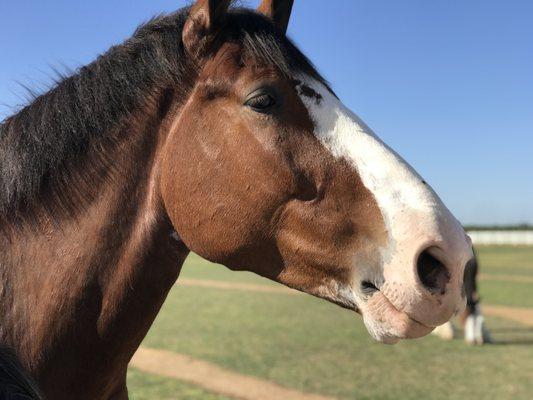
{"left": 483, "top": 305, "right": 533, "bottom": 327}
{"left": 131, "top": 347, "right": 336, "bottom": 400}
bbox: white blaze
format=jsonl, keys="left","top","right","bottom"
{"left": 295, "top": 74, "right": 471, "bottom": 342}
{"left": 296, "top": 75, "right": 445, "bottom": 239}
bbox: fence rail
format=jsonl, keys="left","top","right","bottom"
{"left": 467, "top": 230, "right": 533, "bottom": 245}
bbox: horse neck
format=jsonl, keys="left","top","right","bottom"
{"left": 0, "top": 100, "right": 189, "bottom": 387}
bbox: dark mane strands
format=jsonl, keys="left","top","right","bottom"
{"left": 0, "top": 346, "right": 42, "bottom": 399}
{"left": 0, "top": 9, "right": 192, "bottom": 221}
{"left": 0, "top": 5, "right": 326, "bottom": 222}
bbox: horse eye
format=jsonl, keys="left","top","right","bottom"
{"left": 244, "top": 92, "right": 276, "bottom": 112}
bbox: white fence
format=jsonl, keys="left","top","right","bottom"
{"left": 467, "top": 230, "right": 533, "bottom": 245}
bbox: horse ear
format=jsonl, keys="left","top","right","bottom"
{"left": 257, "top": 0, "right": 294, "bottom": 34}
{"left": 183, "top": 0, "right": 232, "bottom": 60}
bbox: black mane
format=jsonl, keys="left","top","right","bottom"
{"left": 0, "top": 346, "right": 42, "bottom": 399}
{"left": 0, "top": 5, "right": 325, "bottom": 219}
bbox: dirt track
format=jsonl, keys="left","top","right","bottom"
{"left": 483, "top": 305, "right": 533, "bottom": 327}
{"left": 131, "top": 347, "right": 336, "bottom": 400}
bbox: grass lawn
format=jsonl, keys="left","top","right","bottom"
{"left": 129, "top": 246, "right": 533, "bottom": 400}
{"left": 128, "top": 368, "right": 231, "bottom": 400}
{"left": 477, "top": 245, "right": 533, "bottom": 277}
{"left": 477, "top": 246, "right": 533, "bottom": 308}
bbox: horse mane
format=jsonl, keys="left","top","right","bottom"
{"left": 0, "top": 346, "right": 42, "bottom": 399}
{"left": 0, "top": 5, "right": 325, "bottom": 222}
{"left": 0, "top": 8, "right": 192, "bottom": 221}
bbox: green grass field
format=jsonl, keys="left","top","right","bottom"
{"left": 128, "top": 246, "right": 533, "bottom": 400}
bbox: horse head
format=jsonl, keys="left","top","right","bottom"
{"left": 160, "top": 0, "right": 472, "bottom": 344}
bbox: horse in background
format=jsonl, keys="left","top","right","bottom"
{"left": 0, "top": 1, "right": 473, "bottom": 398}
{"left": 433, "top": 247, "right": 492, "bottom": 344}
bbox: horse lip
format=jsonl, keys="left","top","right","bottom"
{"left": 406, "top": 313, "right": 434, "bottom": 330}
{"left": 363, "top": 289, "right": 435, "bottom": 331}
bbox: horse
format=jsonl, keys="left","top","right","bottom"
{"left": 432, "top": 247, "right": 491, "bottom": 344}
{"left": 0, "top": 1, "right": 473, "bottom": 398}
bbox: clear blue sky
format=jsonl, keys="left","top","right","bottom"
{"left": 1, "top": 1, "right": 531, "bottom": 225}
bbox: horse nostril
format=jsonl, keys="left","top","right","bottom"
{"left": 416, "top": 249, "right": 450, "bottom": 295}
{"left": 361, "top": 281, "right": 379, "bottom": 295}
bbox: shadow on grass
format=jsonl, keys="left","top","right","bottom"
{"left": 489, "top": 327, "right": 533, "bottom": 333}
{"left": 490, "top": 339, "right": 533, "bottom": 345}
{"left": 453, "top": 326, "right": 533, "bottom": 346}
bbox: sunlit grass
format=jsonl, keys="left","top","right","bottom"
{"left": 129, "top": 246, "right": 533, "bottom": 400}
{"left": 128, "top": 368, "right": 231, "bottom": 400}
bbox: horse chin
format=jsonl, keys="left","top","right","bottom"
{"left": 359, "top": 292, "right": 435, "bottom": 344}
{"left": 305, "top": 280, "right": 435, "bottom": 343}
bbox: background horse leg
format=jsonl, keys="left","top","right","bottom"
{"left": 462, "top": 251, "right": 491, "bottom": 344}
{"left": 433, "top": 248, "right": 492, "bottom": 344}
